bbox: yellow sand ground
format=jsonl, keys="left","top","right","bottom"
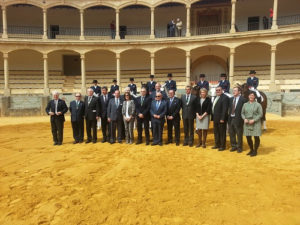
{"left": 0, "top": 114, "right": 299, "bottom": 225}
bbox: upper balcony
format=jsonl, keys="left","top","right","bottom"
{"left": 0, "top": 0, "right": 299, "bottom": 43}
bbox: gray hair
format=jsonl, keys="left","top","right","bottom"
{"left": 52, "top": 91, "right": 59, "bottom": 96}
{"left": 87, "top": 88, "right": 94, "bottom": 92}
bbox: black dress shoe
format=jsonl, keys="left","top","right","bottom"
{"left": 151, "top": 143, "right": 158, "bottom": 146}
{"left": 92, "top": 140, "right": 97, "bottom": 143}
{"left": 189, "top": 143, "right": 193, "bottom": 147}
{"left": 183, "top": 143, "right": 188, "bottom": 146}
{"left": 79, "top": 140, "right": 83, "bottom": 143}
{"left": 145, "top": 141, "right": 150, "bottom": 145}
{"left": 176, "top": 142, "right": 180, "bottom": 146}
{"left": 136, "top": 141, "right": 142, "bottom": 145}
{"left": 212, "top": 146, "right": 219, "bottom": 149}
{"left": 159, "top": 143, "right": 163, "bottom": 146}
{"left": 230, "top": 147, "right": 237, "bottom": 152}
{"left": 237, "top": 149, "right": 243, "bottom": 153}
{"left": 118, "top": 140, "right": 122, "bottom": 144}
{"left": 54, "top": 142, "right": 58, "bottom": 146}
{"left": 57, "top": 142, "right": 62, "bottom": 146}
{"left": 218, "top": 147, "right": 225, "bottom": 151}
{"left": 101, "top": 139, "right": 106, "bottom": 143}
{"left": 110, "top": 140, "right": 115, "bottom": 144}
{"left": 86, "top": 140, "right": 91, "bottom": 144}
{"left": 73, "top": 141, "right": 78, "bottom": 144}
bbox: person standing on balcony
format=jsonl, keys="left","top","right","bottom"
{"left": 197, "top": 74, "right": 210, "bottom": 91}
{"left": 146, "top": 74, "right": 156, "bottom": 95}
{"left": 128, "top": 78, "right": 137, "bottom": 95}
{"left": 263, "top": 16, "right": 269, "bottom": 29}
{"left": 176, "top": 18, "right": 183, "bottom": 37}
{"left": 165, "top": 73, "right": 177, "bottom": 92}
{"left": 90, "top": 80, "right": 101, "bottom": 97}
{"left": 110, "top": 21, "right": 116, "bottom": 39}
{"left": 110, "top": 79, "right": 119, "bottom": 95}
{"left": 269, "top": 8, "right": 274, "bottom": 27}
{"left": 218, "top": 73, "right": 230, "bottom": 94}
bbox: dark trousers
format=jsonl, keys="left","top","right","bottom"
{"left": 86, "top": 119, "right": 97, "bottom": 141}
{"left": 213, "top": 121, "right": 227, "bottom": 148}
{"left": 137, "top": 117, "right": 150, "bottom": 142}
{"left": 167, "top": 118, "right": 180, "bottom": 143}
{"left": 51, "top": 116, "right": 64, "bottom": 144}
{"left": 183, "top": 118, "right": 194, "bottom": 144}
{"left": 152, "top": 119, "right": 164, "bottom": 144}
{"left": 110, "top": 119, "right": 123, "bottom": 142}
{"left": 229, "top": 118, "right": 243, "bottom": 150}
{"left": 71, "top": 120, "right": 84, "bottom": 142}
{"left": 101, "top": 117, "right": 110, "bottom": 141}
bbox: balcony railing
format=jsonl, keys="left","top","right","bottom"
{"left": 235, "top": 22, "right": 263, "bottom": 32}
{"left": 155, "top": 27, "right": 186, "bottom": 38}
{"left": 278, "top": 14, "right": 300, "bottom": 26}
{"left": 193, "top": 24, "right": 230, "bottom": 36}
{"left": 7, "top": 25, "right": 43, "bottom": 38}
{"left": 49, "top": 27, "right": 80, "bottom": 39}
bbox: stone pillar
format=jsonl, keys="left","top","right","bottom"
{"left": 43, "top": 54, "right": 50, "bottom": 96}
{"left": 150, "top": 7, "right": 155, "bottom": 39}
{"left": 116, "top": 53, "right": 121, "bottom": 87}
{"left": 115, "top": 9, "right": 120, "bottom": 40}
{"left": 150, "top": 52, "right": 155, "bottom": 75}
{"left": 43, "top": 9, "right": 48, "bottom": 39}
{"left": 270, "top": 45, "right": 278, "bottom": 91}
{"left": 80, "top": 9, "right": 85, "bottom": 40}
{"left": 186, "top": 5, "right": 191, "bottom": 37}
{"left": 41, "top": 96, "right": 50, "bottom": 115}
{"left": 230, "top": 0, "right": 236, "bottom": 33}
{"left": 229, "top": 48, "right": 235, "bottom": 86}
{"left": 2, "top": 6, "right": 8, "bottom": 39}
{"left": 186, "top": 51, "right": 191, "bottom": 85}
{"left": 81, "top": 54, "right": 86, "bottom": 94}
{"left": 3, "top": 53, "right": 10, "bottom": 96}
{"left": 271, "top": 0, "right": 278, "bottom": 30}
{"left": 1, "top": 96, "right": 10, "bottom": 116}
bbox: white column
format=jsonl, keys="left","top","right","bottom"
{"left": 229, "top": 48, "right": 235, "bottom": 85}
{"left": 81, "top": 54, "right": 86, "bottom": 94}
{"left": 186, "top": 51, "right": 191, "bottom": 85}
{"left": 270, "top": 45, "right": 277, "bottom": 91}
{"left": 230, "top": 0, "right": 236, "bottom": 33}
{"left": 150, "top": 7, "right": 155, "bottom": 39}
{"left": 115, "top": 9, "right": 120, "bottom": 40}
{"left": 43, "top": 54, "right": 50, "bottom": 95}
{"left": 186, "top": 5, "right": 191, "bottom": 37}
{"left": 3, "top": 53, "right": 10, "bottom": 96}
{"left": 43, "top": 9, "right": 47, "bottom": 39}
{"left": 116, "top": 53, "right": 121, "bottom": 86}
{"left": 272, "top": 0, "right": 278, "bottom": 30}
{"left": 80, "top": 9, "right": 85, "bottom": 40}
{"left": 150, "top": 52, "right": 155, "bottom": 75}
{"left": 2, "top": 6, "right": 8, "bottom": 39}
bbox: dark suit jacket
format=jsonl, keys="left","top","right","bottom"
{"left": 99, "top": 94, "right": 112, "bottom": 118}
{"left": 150, "top": 100, "right": 167, "bottom": 122}
{"left": 107, "top": 97, "right": 123, "bottom": 121}
{"left": 45, "top": 99, "right": 68, "bottom": 122}
{"left": 228, "top": 95, "right": 246, "bottom": 125}
{"left": 135, "top": 96, "right": 151, "bottom": 120}
{"left": 146, "top": 81, "right": 156, "bottom": 94}
{"left": 197, "top": 80, "right": 210, "bottom": 91}
{"left": 128, "top": 83, "right": 137, "bottom": 95}
{"left": 211, "top": 94, "right": 229, "bottom": 122}
{"left": 166, "top": 97, "right": 181, "bottom": 120}
{"left": 69, "top": 100, "right": 85, "bottom": 122}
{"left": 84, "top": 96, "right": 100, "bottom": 120}
{"left": 90, "top": 85, "right": 101, "bottom": 96}
{"left": 110, "top": 84, "right": 119, "bottom": 94}
{"left": 165, "top": 80, "right": 177, "bottom": 91}
{"left": 247, "top": 77, "right": 259, "bottom": 89}
{"left": 150, "top": 90, "right": 167, "bottom": 101}
{"left": 195, "top": 97, "right": 212, "bottom": 115}
{"left": 181, "top": 94, "right": 196, "bottom": 119}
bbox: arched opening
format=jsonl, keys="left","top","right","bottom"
{"left": 7, "top": 4, "right": 43, "bottom": 38}
{"left": 120, "top": 5, "right": 151, "bottom": 38}
{"left": 191, "top": 0, "right": 231, "bottom": 36}
{"left": 155, "top": 2, "right": 186, "bottom": 38}
{"left": 84, "top": 6, "right": 115, "bottom": 39}
{"left": 48, "top": 6, "right": 80, "bottom": 39}
{"left": 191, "top": 45, "right": 229, "bottom": 83}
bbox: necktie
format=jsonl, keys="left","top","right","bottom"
{"left": 141, "top": 97, "right": 144, "bottom": 106}
{"left": 156, "top": 101, "right": 159, "bottom": 110}
{"left": 104, "top": 95, "right": 106, "bottom": 102}
{"left": 231, "top": 97, "right": 236, "bottom": 115}
{"left": 88, "top": 96, "right": 91, "bottom": 105}
{"left": 170, "top": 98, "right": 173, "bottom": 106}
{"left": 212, "top": 96, "right": 220, "bottom": 114}
{"left": 116, "top": 99, "right": 119, "bottom": 107}
{"left": 76, "top": 101, "right": 79, "bottom": 109}
{"left": 186, "top": 95, "right": 190, "bottom": 104}
{"left": 55, "top": 100, "right": 58, "bottom": 113}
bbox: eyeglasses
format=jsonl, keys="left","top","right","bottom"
{"left": 156, "top": 96, "right": 161, "bottom": 97}
{"left": 216, "top": 90, "right": 221, "bottom": 92}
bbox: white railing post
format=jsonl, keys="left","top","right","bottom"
{"left": 230, "top": 0, "right": 237, "bottom": 33}
{"left": 186, "top": 51, "right": 191, "bottom": 85}
{"left": 272, "top": 0, "right": 278, "bottom": 30}
{"left": 43, "top": 9, "right": 48, "bottom": 39}
{"left": 150, "top": 7, "right": 155, "bottom": 39}
{"left": 81, "top": 54, "right": 86, "bottom": 94}
{"left": 3, "top": 53, "right": 10, "bottom": 96}
{"left": 186, "top": 5, "right": 191, "bottom": 37}
{"left": 43, "top": 53, "right": 50, "bottom": 95}
{"left": 2, "top": 6, "right": 8, "bottom": 38}
{"left": 80, "top": 9, "right": 85, "bottom": 40}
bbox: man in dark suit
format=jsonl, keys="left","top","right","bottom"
{"left": 150, "top": 83, "right": 167, "bottom": 101}
{"left": 211, "top": 86, "right": 229, "bottom": 151}
{"left": 107, "top": 90, "right": 123, "bottom": 144}
{"left": 128, "top": 77, "right": 137, "bottom": 95}
{"left": 218, "top": 73, "right": 230, "bottom": 93}
{"left": 135, "top": 87, "right": 151, "bottom": 145}
{"left": 166, "top": 90, "right": 181, "bottom": 145}
{"left": 45, "top": 91, "right": 68, "bottom": 145}
{"left": 84, "top": 88, "right": 100, "bottom": 143}
{"left": 165, "top": 73, "right": 177, "bottom": 92}
{"left": 69, "top": 93, "right": 85, "bottom": 144}
{"left": 99, "top": 86, "right": 112, "bottom": 143}
{"left": 228, "top": 87, "right": 246, "bottom": 153}
{"left": 181, "top": 86, "right": 196, "bottom": 147}
{"left": 110, "top": 79, "right": 119, "bottom": 95}
{"left": 146, "top": 74, "right": 156, "bottom": 95}
{"left": 197, "top": 74, "right": 209, "bottom": 91}
{"left": 90, "top": 80, "right": 101, "bottom": 97}
{"left": 150, "top": 92, "right": 167, "bottom": 146}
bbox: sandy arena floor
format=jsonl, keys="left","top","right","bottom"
{"left": 0, "top": 114, "right": 299, "bottom": 225}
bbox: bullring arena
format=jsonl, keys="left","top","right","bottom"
{"left": 0, "top": 0, "right": 300, "bottom": 224}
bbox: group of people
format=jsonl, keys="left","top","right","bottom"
{"left": 167, "top": 18, "right": 183, "bottom": 37}
{"left": 46, "top": 71, "right": 263, "bottom": 157}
